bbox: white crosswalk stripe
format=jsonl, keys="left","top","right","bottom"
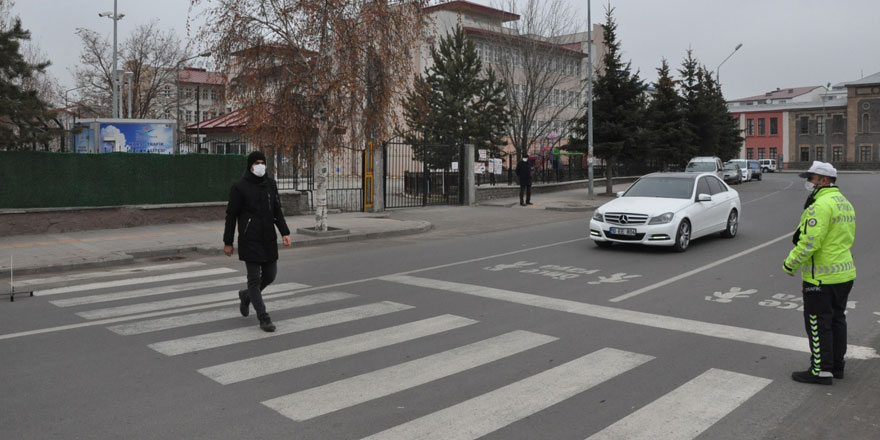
{"left": 145, "top": 292, "right": 373, "bottom": 353}
{"left": 381, "top": 274, "right": 880, "bottom": 360}
{"left": 107, "top": 291, "right": 355, "bottom": 336}
{"left": 262, "top": 330, "right": 558, "bottom": 421}
{"left": 77, "top": 282, "right": 309, "bottom": 320}
{"left": 199, "top": 314, "right": 477, "bottom": 385}
{"left": 34, "top": 267, "right": 238, "bottom": 296}
{"left": 50, "top": 276, "right": 247, "bottom": 307}
{"left": 361, "top": 348, "right": 654, "bottom": 440}
{"left": 13, "top": 261, "right": 206, "bottom": 288}
{"left": 585, "top": 368, "right": 772, "bottom": 440}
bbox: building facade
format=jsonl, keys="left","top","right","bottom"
{"left": 728, "top": 71, "right": 880, "bottom": 169}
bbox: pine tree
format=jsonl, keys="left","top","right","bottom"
{"left": 677, "top": 49, "right": 703, "bottom": 160}
{"left": 646, "top": 58, "right": 692, "bottom": 170}
{"left": 572, "top": 6, "right": 644, "bottom": 193}
{"left": 403, "top": 24, "right": 509, "bottom": 168}
{"left": 0, "top": 18, "right": 58, "bottom": 150}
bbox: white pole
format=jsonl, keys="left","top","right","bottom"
{"left": 111, "top": 0, "right": 118, "bottom": 118}
{"left": 587, "top": 0, "right": 594, "bottom": 199}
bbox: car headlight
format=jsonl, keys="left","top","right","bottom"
{"left": 592, "top": 211, "right": 604, "bottom": 222}
{"left": 648, "top": 212, "right": 674, "bottom": 224}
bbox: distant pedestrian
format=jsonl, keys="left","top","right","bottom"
{"left": 515, "top": 153, "right": 532, "bottom": 206}
{"left": 783, "top": 161, "right": 856, "bottom": 385}
{"left": 223, "top": 151, "right": 292, "bottom": 332}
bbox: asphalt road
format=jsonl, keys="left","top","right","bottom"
{"left": 2, "top": 172, "right": 879, "bottom": 439}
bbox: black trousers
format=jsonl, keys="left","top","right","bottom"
{"left": 245, "top": 261, "right": 278, "bottom": 319}
{"left": 801, "top": 280, "right": 853, "bottom": 374}
{"left": 519, "top": 183, "right": 531, "bottom": 204}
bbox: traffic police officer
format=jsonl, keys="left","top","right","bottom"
{"left": 783, "top": 161, "right": 856, "bottom": 385}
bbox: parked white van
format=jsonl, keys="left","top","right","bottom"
{"left": 686, "top": 156, "right": 724, "bottom": 180}
{"left": 758, "top": 158, "right": 777, "bottom": 172}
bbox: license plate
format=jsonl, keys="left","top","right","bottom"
{"left": 610, "top": 227, "right": 636, "bottom": 236}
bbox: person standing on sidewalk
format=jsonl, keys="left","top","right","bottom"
{"left": 783, "top": 161, "right": 856, "bottom": 385}
{"left": 516, "top": 153, "right": 533, "bottom": 206}
{"left": 223, "top": 151, "right": 292, "bottom": 332}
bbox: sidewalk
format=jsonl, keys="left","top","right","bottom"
{"left": 0, "top": 183, "right": 631, "bottom": 276}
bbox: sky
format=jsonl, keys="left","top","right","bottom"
{"left": 10, "top": 0, "right": 880, "bottom": 102}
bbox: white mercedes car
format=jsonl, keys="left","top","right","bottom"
{"left": 589, "top": 172, "right": 741, "bottom": 252}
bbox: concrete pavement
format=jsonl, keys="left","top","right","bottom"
{"left": 0, "top": 183, "right": 632, "bottom": 277}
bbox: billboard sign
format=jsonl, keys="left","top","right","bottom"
{"left": 99, "top": 122, "right": 175, "bottom": 154}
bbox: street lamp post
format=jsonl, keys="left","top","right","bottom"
{"left": 587, "top": 0, "right": 594, "bottom": 199}
{"left": 64, "top": 86, "right": 85, "bottom": 152}
{"left": 98, "top": 2, "right": 123, "bottom": 118}
{"left": 822, "top": 82, "right": 830, "bottom": 156}
{"left": 716, "top": 43, "right": 743, "bottom": 84}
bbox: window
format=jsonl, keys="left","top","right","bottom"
{"left": 860, "top": 145, "right": 872, "bottom": 161}
{"left": 800, "top": 116, "right": 809, "bottom": 134}
{"left": 211, "top": 89, "right": 218, "bottom": 100}
{"left": 832, "top": 146, "right": 843, "bottom": 162}
{"left": 758, "top": 118, "right": 765, "bottom": 136}
{"left": 184, "top": 88, "right": 192, "bottom": 99}
{"left": 707, "top": 177, "right": 726, "bottom": 194}
{"left": 800, "top": 147, "right": 810, "bottom": 162}
{"left": 696, "top": 177, "right": 711, "bottom": 197}
{"left": 202, "top": 89, "right": 209, "bottom": 100}
{"left": 758, "top": 148, "right": 765, "bottom": 159}
{"left": 863, "top": 114, "right": 871, "bottom": 133}
{"left": 817, "top": 116, "right": 825, "bottom": 135}
{"left": 770, "top": 118, "right": 778, "bottom": 135}
{"left": 203, "top": 111, "right": 210, "bottom": 121}
{"left": 816, "top": 146, "right": 824, "bottom": 161}
{"left": 185, "top": 110, "right": 192, "bottom": 123}
{"left": 746, "top": 148, "right": 754, "bottom": 159}
{"left": 746, "top": 119, "right": 754, "bottom": 136}
{"left": 769, "top": 147, "right": 777, "bottom": 160}
{"left": 833, "top": 115, "right": 844, "bottom": 133}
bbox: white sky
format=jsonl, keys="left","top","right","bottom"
{"left": 11, "top": 0, "right": 880, "bottom": 102}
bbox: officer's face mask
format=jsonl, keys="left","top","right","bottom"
{"left": 252, "top": 163, "right": 266, "bottom": 177}
{"left": 804, "top": 180, "right": 815, "bottom": 191}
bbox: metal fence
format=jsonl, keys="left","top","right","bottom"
{"left": 384, "top": 142, "right": 461, "bottom": 208}
{"left": 477, "top": 152, "right": 662, "bottom": 186}
{"left": 178, "top": 139, "right": 365, "bottom": 212}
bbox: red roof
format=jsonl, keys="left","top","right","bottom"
{"left": 425, "top": 1, "right": 519, "bottom": 22}
{"left": 186, "top": 109, "right": 248, "bottom": 133}
{"left": 463, "top": 26, "right": 587, "bottom": 57}
{"left": 178, "top": 68, "right": 226, "bottom": 85}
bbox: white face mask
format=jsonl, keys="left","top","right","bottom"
{"left": 252, "top": 164, "right": 266, "bottom": 177}
{"left": 804, "top": 180, "right": 814, "bottom": 191}
{"left": 522, "top": 158, "right": 528, "bottom": 162}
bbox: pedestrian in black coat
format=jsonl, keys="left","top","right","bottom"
{"left": 223, "top": 151, "right": 291, "bottom": 332}
{"left": 515, "top": 154, "right": 533, "bottom": 206}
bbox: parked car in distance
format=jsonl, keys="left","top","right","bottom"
{"left": 722, "top": 162, "right": 743, "bottom": 185}
{"left": 748, "top": 160, "right": 763, "bottom": 181}
{"left": 759, "top": 158, "right": 777, "bottom": 173}
{"left": 728, "top": 159, "right": 751, "bottom": 181}
{"left": 686, "top": 156, "right": 724, "bottom": 180}
{"left": 589, "top": 172, "right": 741, "bottom": 252}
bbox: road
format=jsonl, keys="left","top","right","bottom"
{"left": 2, "top": 172, "right": 879, "bottom": 439}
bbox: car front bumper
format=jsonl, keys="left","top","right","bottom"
{"left": 589, "top": 219, "right": 677, "bottom": 246}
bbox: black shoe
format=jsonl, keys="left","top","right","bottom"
{"left": 526, "top": 202, "right": 533, "bottom": 205}
{"left": 259, "top": 316, "right": 276, "bottom": 332}
{"left": 832, "top": 370, "right": 844, "bottom": 379}
{"left": 791, "top": 369, "right": 832, "bottom": 385}
{"left": 833, "top": 361, "right": 845, "bottom": 379}
{"left": 238, "top": 289, "right": 250, "bottom": 317}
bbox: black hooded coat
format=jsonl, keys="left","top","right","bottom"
{"left": 223, "top": 170, "right": 291, "bottom": 262}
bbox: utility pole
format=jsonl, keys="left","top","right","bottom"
{"left": 587, "top": 0, "right": 594, "bottom": 199}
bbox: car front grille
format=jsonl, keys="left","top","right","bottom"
{"left": 604, "top": 212, "right": 649, "bottom": 225}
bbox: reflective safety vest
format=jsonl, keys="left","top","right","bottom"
{"left": 784, "top": 186, "right": 856, "bottom": 285}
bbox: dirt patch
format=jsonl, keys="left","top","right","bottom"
{"left": 0, "top": 205, "right": 227, "bottom": 236}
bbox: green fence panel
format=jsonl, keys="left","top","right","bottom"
{"left": 0, "top": 151, "right": 246, "bottom": 209}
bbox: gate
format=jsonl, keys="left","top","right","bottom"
{"left": 384, "top": 141, "right": 461, "bottom": 208}
{"left": 276, "top": 144, "right": 365, "bottom": 212}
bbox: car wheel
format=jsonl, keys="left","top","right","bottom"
{"left": 595, "top": 241, "right": 613, "bottom": 248}
{"left": 672, "top": 220, "right": 691, "bottom": 252}
{"left": 721, "top": 209, "right": 738, "bottom": 238}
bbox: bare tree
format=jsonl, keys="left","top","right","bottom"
{"left": 194, "top": 0, "right": 428, "bottom": 231}
{"left": 484, "top": 0, "right": 587, "bottom": 156}
{"left": 73, "top": 22, "right": 190, "bottom": 119}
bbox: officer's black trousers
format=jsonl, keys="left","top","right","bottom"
{"left": 801, "top": 280, "right": 853, "bottom": 374}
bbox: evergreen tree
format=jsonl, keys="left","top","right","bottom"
{"left": 646, "top": 58, "right": 692, "bottom": 170}
{"left": 571, "top": 6, "right": 644, "bottom": 193}
{"left": 705, "top": 70, "right": 742, "bottom": 160}
{"left": 402, "top": 25, "right": 509, "bottom": 168}
{"left": 677, "top": 49, "right": 703, "bottom": 159}
{"left": 0, "top": 18, "right": 58, "bottom": 150}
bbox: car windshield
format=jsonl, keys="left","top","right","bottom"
{"left": 624, "top": 177, "right": 694, "bottom": 199}
{"left": 686, "top": 161, "right": 716, "bottom": 172}
{"left": 723, "top": 164, "right": 737, "bottom": 170}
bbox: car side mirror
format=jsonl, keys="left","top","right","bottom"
{"left": 616, "top": 191, "right": 625, "bottom": 198}
{"left": 697, "top": 193, "right": 712, "bottom": 202}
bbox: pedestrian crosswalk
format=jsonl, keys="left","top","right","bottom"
{"left": 23, "top": 262, "right": 791, "bottom": 439}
